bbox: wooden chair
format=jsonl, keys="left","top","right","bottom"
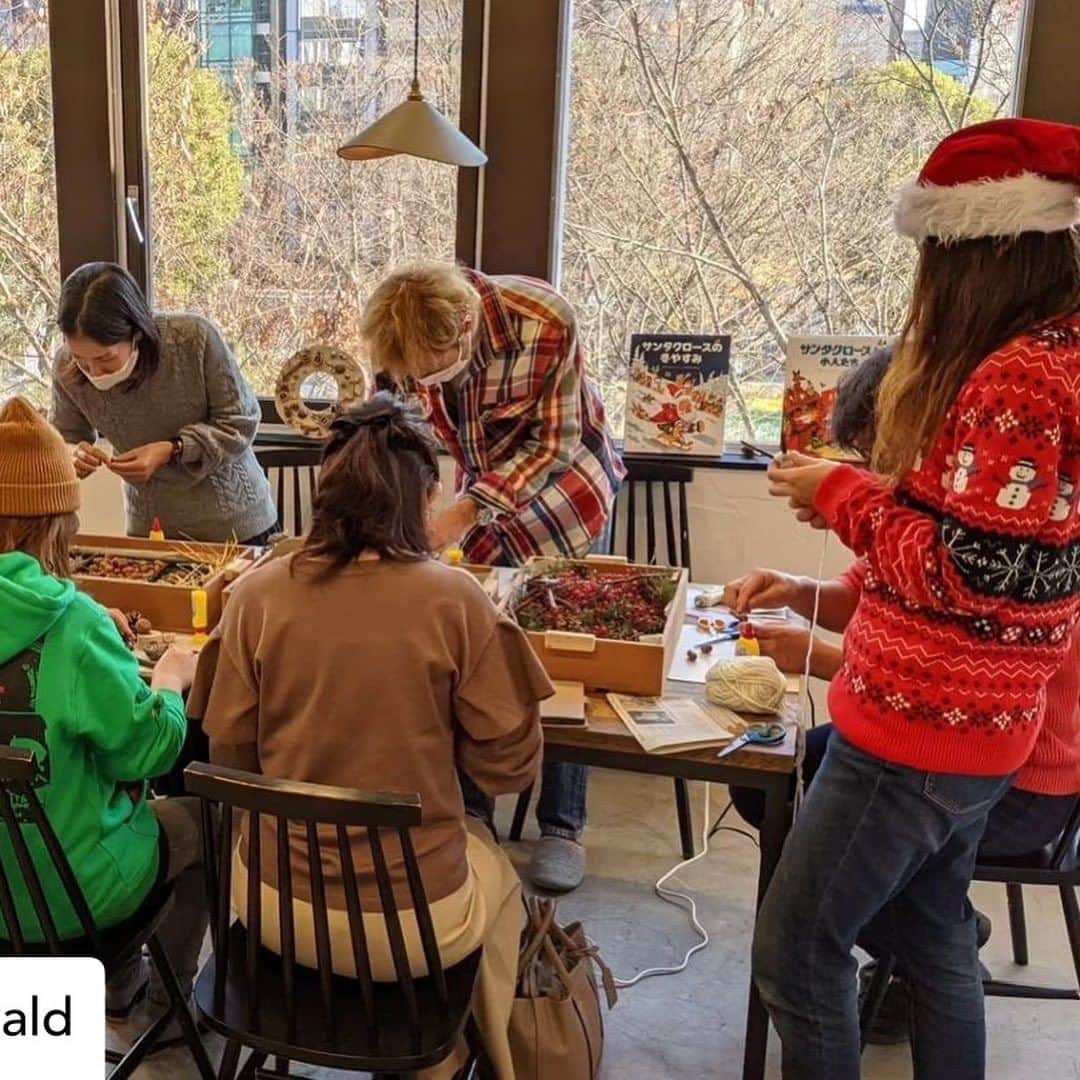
{"left": 973, "top": 795, "right": 1080, "bottom": 999}
{"left": 255, "top": 446, "right": 323, "bottom": 538}
{"left": 609, "top": 458, "right": 694, "bottom": 574}
{"left": 183, "top": 762, "right": 488, "bottom": 1079}
{"left": 0, "top": 747, "right": 214, "bottom": 1080}
{"left": 860, "top": 796, "right": 1080, "bottom": 1050}
{"left": 509, "top": 458, "right": 699, "bottom": 860}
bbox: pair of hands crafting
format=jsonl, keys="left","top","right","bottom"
{"left": 715, "top": 453, "right": 840, "bottom": 673}
{"left": 429, "top": 497, "right": 479, "bottom": 551}
{"left": 74, "top": 440, "right": 174, "bottom": 484}
{"left": 106, "top": 608, "right": 197, "bottom": 693}
{"left": 766, "top": 450, "right": 840, "bottom": 530}
{"left": 721, "top": 569, "right": 813, "bottom": 674}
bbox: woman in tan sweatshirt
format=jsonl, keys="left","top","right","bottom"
{"left": 189, "top": 393, "right": 552, "bottom": 1078}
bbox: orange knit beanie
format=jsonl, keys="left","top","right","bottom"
{"left": 0, "top": 397, "right": 81, "bottom": 516}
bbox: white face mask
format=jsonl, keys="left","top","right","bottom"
{"left": 417, "top": 338, "right": 471, "bottom": 388}
{"left": 79, "top": 344, "right": 139, "bottom": 392}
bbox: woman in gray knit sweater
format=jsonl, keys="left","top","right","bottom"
{"left": 50, "top": 263, "right": 277, "bottom": 543}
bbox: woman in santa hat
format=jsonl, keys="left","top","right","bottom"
{"left": 755, "top": 117, "right": 1080, "bottom": 1078}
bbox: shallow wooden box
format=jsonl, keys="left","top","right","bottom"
{"left": 507, "top": 556, "right": 688, "bottom": 696}
{"left": 222, "top": 543, "right": 496, "bottom": 606}
{"left": 73, "top": 534, "right": 257, "bottom": 633}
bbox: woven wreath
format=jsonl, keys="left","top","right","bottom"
{"left": 274, "top": 346, "right": 371, "bottom": 439}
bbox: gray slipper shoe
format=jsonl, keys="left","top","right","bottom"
{"left": 528, "top": 836, "right": 586, "bottom": 892}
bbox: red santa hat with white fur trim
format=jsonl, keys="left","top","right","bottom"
{"left": 895, "top": 118, "right": 1080, "bottom": 243}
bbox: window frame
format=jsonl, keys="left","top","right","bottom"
{"left": 41, "top": 0, "right": 1067, "bottom": 397}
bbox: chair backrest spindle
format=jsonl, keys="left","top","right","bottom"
{"left": 276, "top": 815, "right": 298, "bottom": 1043}
{"left": 0, "top": 749, "right": 100, "bottom": 956}
{"left": 398, "top": 826, "right": 448, "bottom": 1009}
{"left": 254, "top": 447, "right": 323, "bottom": 537}
{"left": 15, "top": 780, "right": 101, "bottom": 951}
{"left": 0, "top": 786, "right": 62, "bottom": 953}
{"left": 369, "top": 826, "right": 422, "bottom": 1049}
{"left": 214, "top": 801, "right": 234, "bottom": 1013}
{"left": 644, "top": 480, "right": 656, "bottom": 563}
{"left": 306, "top": 820, "right": 337, "bottom": 1039}
{"left": 1049, "top": 794, "right": 1080, "bottom": 870}
{"left": 336, "top": 825, "right": 378, "bottom": 1043}
{"left": 616, "top": 460, "right": 694, "bottom": 575}
{"left": 245, "top": 809, "right": 262, "bottom": 1028}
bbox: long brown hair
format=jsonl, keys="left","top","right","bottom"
{"left": 0, "top": 513, "right": 79, "bottom": 578}
{"left": 294, "top": 393, "right": 440, "bottom": 575}
{"left": 873, "top": 231, "right": 1080, "bottom": 479}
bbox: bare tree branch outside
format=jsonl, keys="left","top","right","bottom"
{"left": 0, "top": 0, "right": 1028, "bottom": 445}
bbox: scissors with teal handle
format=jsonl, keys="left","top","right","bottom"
{"left": 716, "top": 721, "right": 786, "bottom": 758}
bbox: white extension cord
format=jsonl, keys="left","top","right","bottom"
{"left": 793, "top": 528, "right": 831, "bottom": 816}
{"left": 605, "top": 525, "right": 834, "bottom": 986}
{"left": 606, "top": 779, "right": 712, "bottom": 988}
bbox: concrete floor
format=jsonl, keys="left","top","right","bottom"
{"left": 119, "top": 768, "right": 1080, "bottom": 1078}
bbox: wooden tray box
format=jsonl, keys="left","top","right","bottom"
{"left": 507, "top": 556, "right": 688, "bottom": 696}
{"left": 222, "top": 543, "right": 496, "bottom": 606}
{"left": 72, "top": 534, "right": 257, "bottom": 633}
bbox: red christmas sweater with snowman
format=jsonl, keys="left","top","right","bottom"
{"left": 814, "top": 318, "right": 1080, "bottom": 777}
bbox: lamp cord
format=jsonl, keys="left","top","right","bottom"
{"left": 413, "top": 0, "right": 420, "bottom": 86}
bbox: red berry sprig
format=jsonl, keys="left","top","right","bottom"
{"left": 514, "top": 562, "right": 676, "bottom": 641}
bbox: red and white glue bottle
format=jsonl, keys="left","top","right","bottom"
{"left": 735, "top": 623, "right": 761, "bottom": 657}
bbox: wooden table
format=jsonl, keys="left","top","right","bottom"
{"left": 523, "top": 680, "right": 801, "bottom": 1080}
{"left": 151, "top": 571, "right": 799, "bottom": 1079}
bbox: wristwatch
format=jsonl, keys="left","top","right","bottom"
{"left": 168, "top": 436, "right": 184, "bottom": 464}
{"left": 474, "top": 503, "right": 496, "bottom": 527}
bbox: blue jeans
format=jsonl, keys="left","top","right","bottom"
{"left": 460, "top": 763, "right": 588, "bottom": 840}
{"left": 978, "top": 786, "right": 1077, "bottom": 857}
{"left": 458, "top": 519, "right": 615, "bottom": 840}
{"left": 729, "top": 723, "right": 833, "bottom": 828}
{"left": 752, "top": 732, "right": 1013, "bottom": 1080}
{"left": 735, "top": 723, "right": 1075, "bottom": 861}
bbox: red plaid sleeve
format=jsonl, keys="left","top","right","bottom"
{"left": 468, "top": 325, "right": 583, "bottom": 517}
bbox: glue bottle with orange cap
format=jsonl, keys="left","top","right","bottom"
{"left": 149, "top": 517, "right": 165, "bottom": 542}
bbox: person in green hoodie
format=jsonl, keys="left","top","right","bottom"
{"left": 0, "top": 396, "right": 204, "bottom": 1045}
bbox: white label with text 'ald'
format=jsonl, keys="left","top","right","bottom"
{"left": 0, "top": 957, "right": 104, "bottom": 1075}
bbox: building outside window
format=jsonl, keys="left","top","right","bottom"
{"left": 144, "top": 0, "right": 461, "bottom": 396}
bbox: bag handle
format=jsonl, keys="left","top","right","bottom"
{"left": 517, "top": 896, "right": 559, "bottom": 980}
{"left": 551, "top": 921, "right": 619, "bottom": 1009}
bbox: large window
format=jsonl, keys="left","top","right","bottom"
{"left": 559, "top": 0, "right": 1031, "bottom": 442}
{"left": 0, "top": 2, "right": 60, "bottom": 405}
{"left": 147, "top": 0, "right": 463, "bottom": 394}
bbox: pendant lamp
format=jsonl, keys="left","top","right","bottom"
{"left": 337, "top": 0, "right": 487, "bottom": 167}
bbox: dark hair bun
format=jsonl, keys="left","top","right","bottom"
{"left": 302, "top": 391, "right": 441, "bottom": 570}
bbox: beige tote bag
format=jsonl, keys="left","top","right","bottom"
{"left": 508, "top": 897, "right": 617, "bottom": 1080}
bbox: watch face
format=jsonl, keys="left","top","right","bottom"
{"left": 476, "top": 506, "right": 495, "bottom": 526}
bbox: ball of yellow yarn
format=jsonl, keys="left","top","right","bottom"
{"left": 706, "top": 656, "right": 787, "bottom": 714}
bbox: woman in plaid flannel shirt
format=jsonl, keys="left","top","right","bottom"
{"left": 362, "top": 262, "right": 625, "bottom": 892}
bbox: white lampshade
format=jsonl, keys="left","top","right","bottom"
{"left": 337, "top": 82, "right": 487, "bottom": 168}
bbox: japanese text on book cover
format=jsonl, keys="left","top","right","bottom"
{"left": 624, "top": 333, "right": 730, "bottom": 456}
{"left": 783, "top": 334, "right": 889, "bottom": 459}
